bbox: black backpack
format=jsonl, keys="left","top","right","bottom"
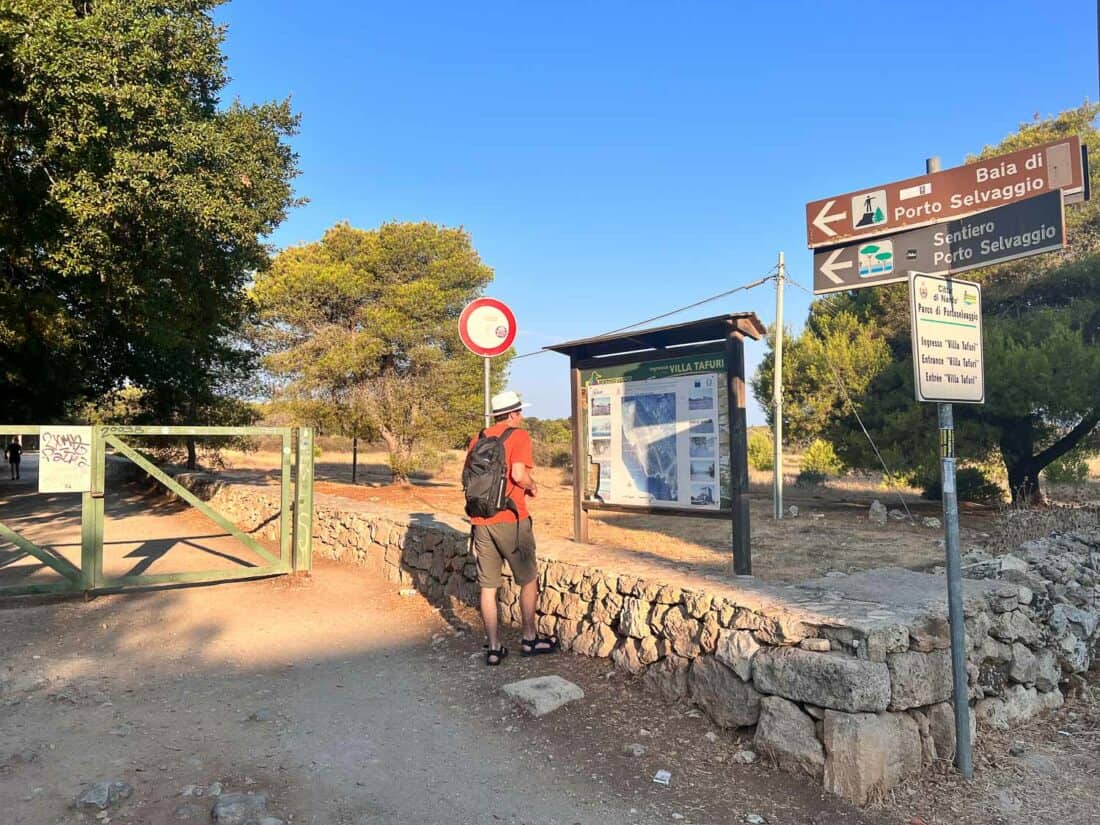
{"left": 462, "top": 428, "right": 518, "bottom": 519}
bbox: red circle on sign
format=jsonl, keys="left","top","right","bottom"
{"left": 459, "top": 297, "right": 517, "bottom": 357}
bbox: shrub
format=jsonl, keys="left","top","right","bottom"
{"left": 549, "top": 448, "right": 572, "bottom": 469}
{"left": 921, "top": 467, "right": 1004, "bottom": 504}
{"left": 533, "top": 440, "right": 572, "bottom": 471}
{"left": 794, "top": 469, "right": 826, "bottom": 488}
{"left": 748, "top": 430, "right": 774, "bottom": 471}
{"left": 1043, "top": 451, "right": 1091, "bottom": 484}
{"left": 800, "top": 439, "right": 843, "bottom": 477}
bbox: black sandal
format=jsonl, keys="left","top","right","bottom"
{"left": 486, "top": 646, "right": 508, "bottom": 666}
{"left": 521, "top": 635, "right": 560, "bottom": 656}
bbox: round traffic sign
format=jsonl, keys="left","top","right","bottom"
{"left": 459, "top": 297, "right": 517, "bottom": 357}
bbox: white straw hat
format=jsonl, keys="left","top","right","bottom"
{"left": 490, "top": 390, "right": 529, "bottom": 415}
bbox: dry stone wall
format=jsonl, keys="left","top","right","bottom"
{"left": 173, "top": 474, "right": 1098, "bottom": 805}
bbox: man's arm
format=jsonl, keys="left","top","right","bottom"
{"left": 511, "top": 462, "right": 537, "bottom": 497}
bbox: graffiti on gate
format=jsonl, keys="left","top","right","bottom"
{"left": 39, "top": 426, "right": 94, "bottom": 493}
{"left": 41, "top": 431, "right": 90, "bottom": 467}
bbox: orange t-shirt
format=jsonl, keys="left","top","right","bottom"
{"left": 467, "top": 422, "right": 533, "bottom": 525}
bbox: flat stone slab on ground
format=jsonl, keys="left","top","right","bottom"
{"left": 211, "top": 791, "right": 269, "bottom": 825}
{"left": 502, "top": 675, "right": 584, "bottom": 717}
{"left": 74, "top": 780, "right": 133, "bottom": 811}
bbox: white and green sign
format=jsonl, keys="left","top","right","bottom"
{"left": 909, "top": 273, "right": 984, "bottom": 404}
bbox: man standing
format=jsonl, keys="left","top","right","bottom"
{"left": 466, "top": 390, "right": 558, "bottom": 666}
{"left": 6, "top": 440, "right": 21, "bottom": 480}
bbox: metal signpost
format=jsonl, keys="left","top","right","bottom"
{"left": 909, "top": 268, "right": 985, "bottom": 781}
{"left": 458, "top": 297, "right": 518, "bottom": 427}
{"left": 813, "top": 189, "right": 1065, "bottom": 294}
{"left": 805, "top": 136, "right": 1084, "bottom": 248}
{"left": 804, "top": 139, "right": 1089, "bottom": 780}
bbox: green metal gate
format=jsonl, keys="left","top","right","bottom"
{"left": 0, "top": 425, "right": 314, "bottom": 597}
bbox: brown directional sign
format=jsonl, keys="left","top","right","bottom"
{"left": 813, "top": 190, "right": 1064, "bottom": 294}
{"left": 805, "top": 136, "right": 1084, "bottom": 248}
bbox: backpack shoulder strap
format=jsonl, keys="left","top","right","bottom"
{"left": 498, "top": 427, "right": 516, "bottom": 444}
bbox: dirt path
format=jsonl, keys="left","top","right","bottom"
{"left": 0, "top": 557, "right": 884, "bottom": 825}
{"left": 2, "top": 472, "right": 1098, "bottom": 824}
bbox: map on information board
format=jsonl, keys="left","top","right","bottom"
{"left": 582, "top": 352, "right": 729, "bottom": 510}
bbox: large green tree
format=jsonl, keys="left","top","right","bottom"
{"left": 755, "top": 104, "right": 1100, "bottom": 503}
{"left": 252, "top": 221, "right": 506, "bottom": 483}
{"left": 0, "top": 0, "right": 299, "bottom": 427}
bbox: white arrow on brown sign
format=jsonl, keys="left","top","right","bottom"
{"left": 811, "top": 200, "right": 848, "bottom": 239}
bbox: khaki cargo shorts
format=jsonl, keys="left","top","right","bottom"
{"left": 471, "top": 517, "right": 538, "bottom": 588}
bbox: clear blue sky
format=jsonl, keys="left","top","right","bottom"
{"left": 215, "top": 0, "right": 1098, "bottom": 423}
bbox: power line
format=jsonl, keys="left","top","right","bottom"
{"left": 787, "top": 278, "right": 915, "bottom": 523}
{"left": 509, "top": 266, "right": 779, "bottom": 360}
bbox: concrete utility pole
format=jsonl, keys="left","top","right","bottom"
{"left": 925, "top": 155, "right": 973, "bottom": 780}
{"left": 773, "top": 251, "right": 784, "bottom": 519}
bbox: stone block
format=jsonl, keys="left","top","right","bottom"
{"left": 753, "top": 696, "right": 824, "bottom": 779}
{"left": 753, "top": 648, "right": 890, "bottom": 713}
{"left": 715, "top": 629, "right": 760, "bottom": 681}
{"left": 655, "top": 584, "right": 684, "bottom": 605}
{"left": 1055, "top": 632, "right": 1090, "bottom": 673}
{"left": 573, "top": 623, "right": 617, "bottom": 658}
{"left": 619, "top": 596, "right": 652, "bottom": 638}
{"left": 862, "top": 625, "right": 910, "bottom": 662}
{"left": 699, "top": 613, "right": 721, "bottom": 654}
{"left": 502, "top": 675, "right": 584, "bottom": 717}
{"left": 688, "top": 656, "right": 762, "bottom": 728}
{"left": 613, "top": 638, "right": 645, "bottom": 675}
{"left": 643, "top": 655, "right": 690, "bottom": 703}
{"left": 1008, "top": 642, "right": 1038, "bottom": 685}
{"left": 648, "top": 604, "right": 671, "bottom": 633}
{"left": 990, "top": 611, "right": 1041, "bottom": 646}
{"left": 1034, "top": 649, "right": 1060, "bottom": 692}
{"left": 1051, "top": 604, "right": 1099, "bottom": 639}
{"left": 926, "top": 701, "right": 977, "bottom": 764}
{"left": 638, "top": 635, "right": 662, "bottom": 666}
{"left": 556, "top": 593, "right": 588, "bottom": 620}
{"left": 823, "top": 711, "right": 921, "bottom": 804}
{"left": 616, "top": 574, "right": 639, "bottom": 595}
{"left": 211, "top": 792, "right": 268, "bottom": 825}
{"left": 975, "top": 684, "right": 1064, "bottom": 729}
{"left": 591, "top": 598, "right": 618, "bottom": 627}
{"left": 753, "top": 614, "right": 813, "bottom": 646}
{"left": 886, "top": 649, "right": 952, "bottom": 710}
{"left": 662, "top": 605, "right": 702, "bottom": 658}
{"left": 536, "top": 614, "right": 559, "bottom": 638}
{"left": 716, "top": 599, "right": 738, "bottom": 627}
{"left": 556, "top": 618, "right": 583, "bottom": 649}
{"left": 683, "top": 591, "right": 713, "bottom": 618}
{"left": 978, "top": 635, "right": 1013, "bottom": 664}
{"left": 537, "top": 588, "right": 562, "bottom": 616}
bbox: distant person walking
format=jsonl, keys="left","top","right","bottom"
{"left": 6, "top": 440, "right": 21, "bottom": 480}
{"left": 463, "top": 390, "right": 558, "bottom": 666}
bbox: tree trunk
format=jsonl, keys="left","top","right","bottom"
{"left": 352, "top": 436, "right": 358, "bottom": 484}
{"left": 186, "top": 436, "right": 197, "bottom": 471}
{"left": 379, "top": 427, "right": 408, "bottom": 484}
{"left": 1000, "top": 407, "right": 1100, "bottom": 506}
{"left": 999, "top": 419, "right": 1040, "bottom": 506}
{"left": 1005, "top": 459, "right": 1042, "bottom": 506}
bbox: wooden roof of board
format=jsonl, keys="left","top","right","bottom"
{"left": 544, "top": 313, "right": 766, "bottom": 360}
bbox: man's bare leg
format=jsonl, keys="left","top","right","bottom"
{"left": 519, "top": 579, "right": 538, "bottom": 641}
{"left": 480, "top": 586, "right": 501, "bottom": 650}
